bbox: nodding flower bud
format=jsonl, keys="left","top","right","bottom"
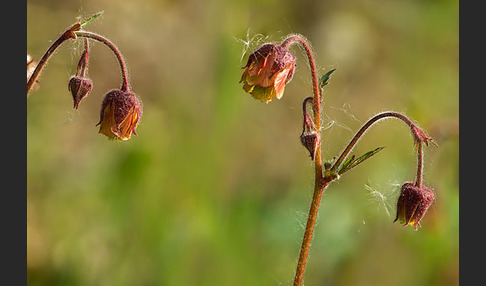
{"left": 68, "top": 75, "right": 93, "bottom": 109}
{"left": 300, "top": 110, "right": 320, "bottom": 161}
{"left": 239, "top": 43, "right": 296, "bottom": 103}
{"left": 97, "top": 89, "right": 143, "bottom": 141}
{"left": 300, "top": 130, "right": 320, "bottom": 161}
{"left": 394, "top": 182, "right": 434, "bottom": 230}
{"left": 69, "top": 40, "right": 92, "bottom": 109}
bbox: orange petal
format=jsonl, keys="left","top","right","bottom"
{"left": 98, "top": 102, "right": 117, "bottom": 139}
{"left": 114, "top": 107, "right": 137, "bottom": 140}
{"left": 272, "top": 65, "right": 292, "bottom": 99}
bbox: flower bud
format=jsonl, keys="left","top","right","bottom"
{"left": 97, "top": 89, "right": 143, "bottom": 140}
{"left": 68, "top": 75, "right": 93, "bottom": 109}
{"left": 68, "top": 41, "right": 92, "bottom": 109}
{"left": 300, "top": 130, "right": 320, "bottom": 161}
{"left": 394, "top": 181, "right": 434, "bottom": 230}
{"left": 239, "top": 43, "right": 296, "bottom": 103}
{"left": 300, "top": 110, "right": 319, "bottom": 161}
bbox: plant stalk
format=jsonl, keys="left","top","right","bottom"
{"left": 281, "top": 34, "right": 328, "bottom": 286}
{"left": 415, "top": 142, "right": 423, "bottom": 188}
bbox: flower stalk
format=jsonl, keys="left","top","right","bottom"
{"left": 281, "top": 35, "right": 323, "bottom": 179}
{"left": 75, "top": 31, "right": 131, "bottom": 92}
{"left": 330, "top": 111, "right": 436, "bottom": 174}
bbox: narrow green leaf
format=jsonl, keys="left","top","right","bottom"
{"left": 319, "top": 68, "right": 336, "bottom": 89}
{"left": 338, "top": 147, "right": 386, "bottom": 175}
{"left": 337, "top": 154, "right": 355, "bottom": 174}
{"left": 80, "top": 11, "right": 104, "bottom": 28}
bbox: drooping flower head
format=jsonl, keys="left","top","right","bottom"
{"left": 394, "top": 181, "right": 434, "bottom": 230}
{"left": 239, "top": 43, "right": 296, "bottom": 103}
{"left": 97, "top": 89, "right": 142, "bottom": 140}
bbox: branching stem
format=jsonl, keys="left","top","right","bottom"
{"left": 27, "top": 23, "right": 131, "bottom": 96}
{"left": 75, "top": 31, "right": 131, "bottom": 92}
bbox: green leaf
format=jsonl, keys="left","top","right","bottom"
{"left": 80, "top": 11, "right": 104, "bottom": 28}
{"left": 319, "top": 68, "right": 336, "bottom": 89}
{"left": 337, "top": 154, "right": 355, "bottom": 174}
{"left": 337, "top": 146, "right": 386, "bottom": 175}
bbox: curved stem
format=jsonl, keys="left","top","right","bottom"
{"left": 280, "top": 34, "right": 326, "bottom": 286}
{"left": 80, "top": 38, "right": 89, "bottom": 77}
{"left": 27, "top": 23, "right": 80, "bottom": 95}
{"left": 415, "top": 142, "right": 423, "bottom": 188}
{"left": 27, "top": 27, "right": 131, "bottom": 96}
{"left": 74, "top": 31, "right": 131, "bottom": 92}
{"left": 330, "top": 111, "right": 422, "bottom": 173}
{"left": 302, "top": 97, "right": 315, "bottom": 131}
{"left": 281, "top": 35, "right": 323, "bottom": 178}
{"left": 302, "top": 97, "right": 314, "bottom": 119}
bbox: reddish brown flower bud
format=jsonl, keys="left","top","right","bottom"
{"left": 394, "top": 182, "right": 434, "bottom": 230}
{"left": 68, "top": 75, "right": 93, "bottom": 109}
{"left": 68, "top": 40, "right": 92, "bottom": 109}
{"left": 239, "top": 43, "right": 296, "bottom": 103}
{"left": 97, "top": 89, "right": 143, "bottom": 140}
{"left": 300, "top": 130, "right": 320, "bottom": 161}
{"left": 300, "top": 107, "right": 320, "bottom": 161}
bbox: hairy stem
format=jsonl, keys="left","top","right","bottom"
{"left": 281, "top": 34, "right": 327, "bottom": 286}
{"left": 81, "top": 38, "right": 89, "bottom": 77}
{"left": 75, "top": 31, "right": 131, "bottom": 92}
{"left": 302, "top": 97, "right": 315, "bottom": 131}
{"left": 415, "top": 142, "right": 423, "bottom": 188}
{"left": 281, "top": 35, "right": 323, "bottom": 180}
{"left": 27, "top": 26, "right": 131, "bottom": 95}
{"left": 27, "top": 24, "right": 80, "bottom": 95}
{"left": 330, "top": 111, "right": 422, "bottom": 173}
{"left": 293, "top": 179, "right": 329, "bottom": 286}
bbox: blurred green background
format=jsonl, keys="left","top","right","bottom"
{"left": 27, "top": 0, "right": 458, "bottom": 285}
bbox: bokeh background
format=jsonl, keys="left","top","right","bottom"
{"left": 27, "top": 0, "right": 458, "bottom": 285}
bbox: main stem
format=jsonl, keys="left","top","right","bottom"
{"left": 281, "top": 34, "right": 327, "bottom": 286}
